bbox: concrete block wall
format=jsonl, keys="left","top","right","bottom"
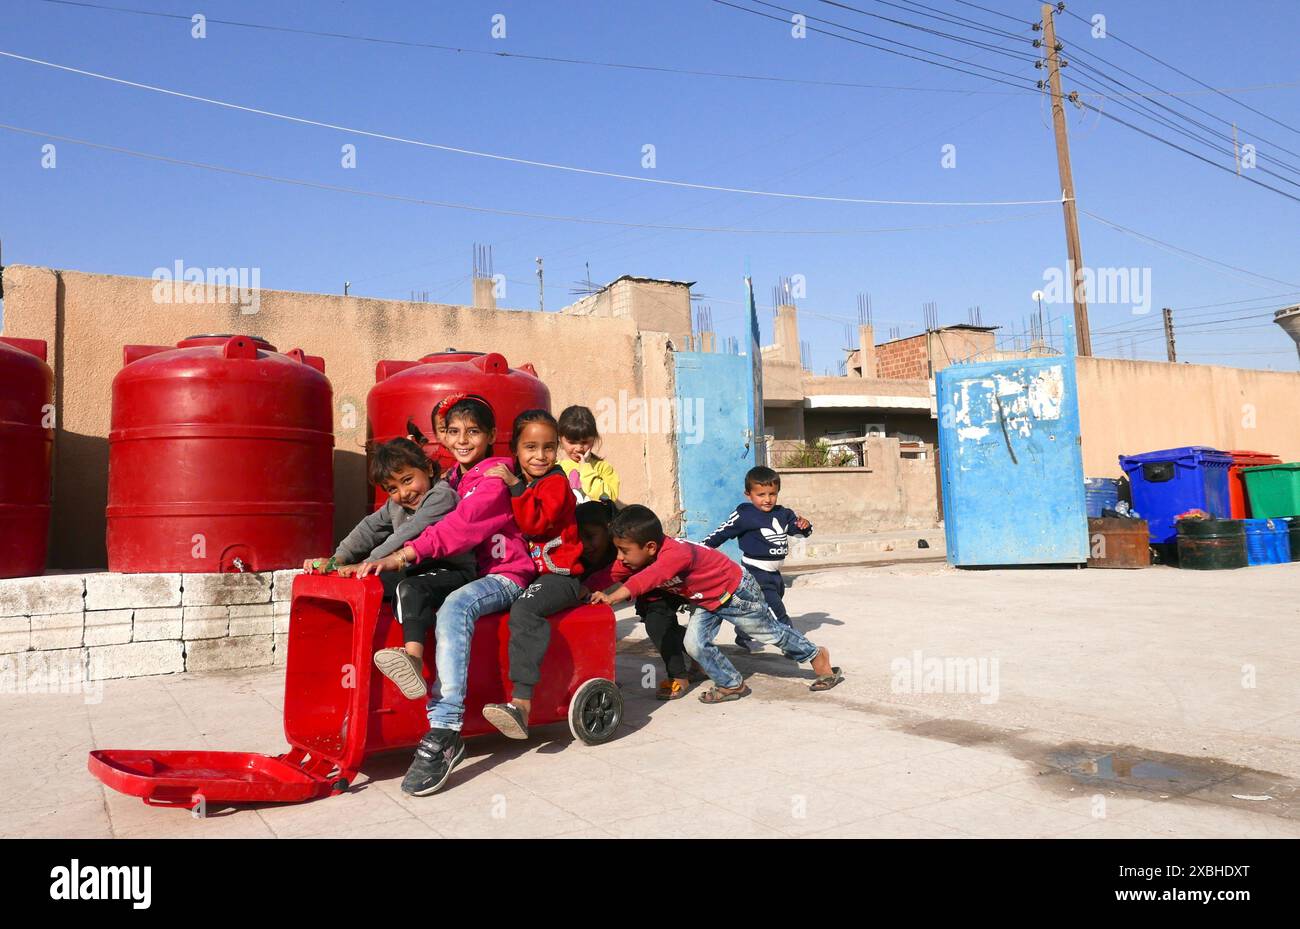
{"left": 0, "top": 570, "right": 300, "bottom": 682}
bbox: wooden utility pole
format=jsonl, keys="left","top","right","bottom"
{"left": 1163, "top": 306, "right": 1177, "bottom": 362}
{"left": 1041, "top": 3, "right": 1092, "bottom": 356}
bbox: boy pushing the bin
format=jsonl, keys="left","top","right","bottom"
{"left": 591, "top": 505, "right": 843, "bottom": 702}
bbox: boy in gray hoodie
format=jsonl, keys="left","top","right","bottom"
{"left": 306, "top": 438, "right": 476, "bottom": 597}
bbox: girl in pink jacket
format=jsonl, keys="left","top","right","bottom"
{"left": 359, "top": 395, "right": 535, "bottom": 796}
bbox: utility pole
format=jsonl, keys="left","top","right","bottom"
{"left": 1041, "top": 3, "right": 1092, "bottom": 356}
{"left": 536, "top": 256, "right": 544, "bottom": 312}
{"left": 1163, "top": 306, "right": 1177, "bottom": 362}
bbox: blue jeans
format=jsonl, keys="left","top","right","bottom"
{"left": 426, "top": 574, "right": 522, "bottom": 731}
{"left": 685, "top": 570, "right": 820, "bottom": 690}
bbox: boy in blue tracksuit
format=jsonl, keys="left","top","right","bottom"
{"left": 701, "top": 466, "right": 812, "bottom": 649}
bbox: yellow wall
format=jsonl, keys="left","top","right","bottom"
{"left": 2, "top": 265, "right": 680, "bottom": 569}
{"left": 1077, "top": 356, "right": 1300, "bottom": 477}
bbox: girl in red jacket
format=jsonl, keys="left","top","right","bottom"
{"left": 481, "top": 409, "right": 594, "bottom": 740}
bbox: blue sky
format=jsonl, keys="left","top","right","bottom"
{"left": 2, "top": 0, "right": 1298, "bottom": 371}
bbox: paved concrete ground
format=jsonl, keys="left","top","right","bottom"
{"left": 3, "top": 561, "right": 1298, "bottom": 838}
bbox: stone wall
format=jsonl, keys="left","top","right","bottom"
{"left": 0, "top": 570, "right": 301, "bottom": 683}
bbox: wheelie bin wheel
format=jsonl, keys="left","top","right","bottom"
{"left": 568, "top": 678, "right": 623, "bottom": 745}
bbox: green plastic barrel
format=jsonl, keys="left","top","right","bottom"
{"left": 1241, "top": 463, "right": 1300, "bottom": 518}
{"left": 1176, "top": 518, "right": 1247, "bottom": 570}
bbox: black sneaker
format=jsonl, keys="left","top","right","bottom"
{"left": 400, "top": 728, "right": 465, "bottom": 796}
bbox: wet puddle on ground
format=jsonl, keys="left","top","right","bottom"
{"left": 884, "top": 717, "right": 1300, "bottom": 821}
{"left": 1048, "top": 748, "right": 1213, "bottom": 793}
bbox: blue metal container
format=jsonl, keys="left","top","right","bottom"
{"left": 1119, "top": 446, "right": 1232, "bottom": 545}
{"left": 1243, "top": 518, "right": 1290, "bottom": 565}
{"left": 937, "top": 353, "right": 1088, "bottom": 567}
{"left": 1084, "top": 478, "right": 1120, "bottom": 518}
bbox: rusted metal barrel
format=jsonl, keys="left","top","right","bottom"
{"left": 1176, "top": 518, "right": 1247, "bottom": 570}
{"left": 1087, "top": 518, "right": 1151, "bottom": 569}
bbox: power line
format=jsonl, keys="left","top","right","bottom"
{"left": 0, "top": 50, "right": 1060, "bottom": 207}
{"left": 952, "top": 0, "right": 1031, "bottom": 26}
{"left": 1061, "top": 39, "right": 1300, "bottom": 169}
{"left": 1060, "top": 4, "right": 1300, "bottom": 137}
{"left": 0, "top": 122, "right": 1058, "bottom": 234}
{"left": 709, "top": 0, "right": 1041, "bottom": 91}
{"left": 744, "top": 0, "right": 1039, "bottom": 73}
{"left": 812, "top": 0, "right": 1035, "bottom": 56}
{"left": 1063, "top": 61, "right": 1300, "bottom": 190}
{"left": 29, "top": 0, "right": 1290, "bottom": 102}
{"left": 1091, "top": 304, "right": 1289, "bottom": 337}
{"left": 1172, "top": 291, "right": 1300, "bottom": 312}
{"left": 1076, "top": 102, "right": 1300, "bottom": 206}
{"left": 24, "top": 0, "right": 1028, "bottom": 96}
{"left": 1080, "top": 210, "right": 1300, "bottom": 288}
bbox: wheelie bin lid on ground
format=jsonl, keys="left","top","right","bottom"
{"left": 87, "top": 749, "right": 334, "bottom": 807}
{"left": 87, "top": 573, "right": 385, "bottom": 809}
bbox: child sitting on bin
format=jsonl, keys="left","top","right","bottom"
{"left": 591, "top": 504, "right": 843, "bottom": 703}
{"left": 303, "top": 438, "right": 476, "bottom": 599}
{"left": 476, "top": 410, "right": 587, "bottom": 739}
{"left": 358, "top": 395, "right": 535, "bottom": 796}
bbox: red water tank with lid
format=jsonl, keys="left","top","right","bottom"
{"left": 367, "top": 349, "right": 550, "bottom": 505}
{"left": 107, "top": 334, "right": 334, "bottom": 573}
{"left": 0, "top": 337, "right": 54, "bottom": 578}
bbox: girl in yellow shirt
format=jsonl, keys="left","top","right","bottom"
{"left": 557, "top": 405, "right": 621, "bottom": 504}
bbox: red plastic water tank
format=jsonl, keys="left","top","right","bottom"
{"left": 107, "top": 335, "right": 334, "bottom": 573}
{"left": 0, "top": 337, "right": 54, "bottom": 578}
{"left": 367, "top": 349, "right": 550, "bottom": 503}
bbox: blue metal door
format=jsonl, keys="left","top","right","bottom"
{"left": 674, "top": 352, "right": 753, "bottom": 559}
{"left": 937, "top": 356, "right": 1089, "bottom": 566}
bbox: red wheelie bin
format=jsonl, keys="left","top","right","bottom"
{"left": 88, "top": 573, "right": 622, "bottom": 810}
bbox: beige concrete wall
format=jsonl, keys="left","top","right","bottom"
{"left": 774, "top": 438, "right": 939, "bottom": 533}
{"left": 2, "top": 265, "right": 681, "bottom": 569}
{"left": 1076, "top": 356, "right": 1300, "bottom": 477}
{"left": 559, "top": 277, "right": 692, "bottom": 349}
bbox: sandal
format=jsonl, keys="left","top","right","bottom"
{"left": 373, "top": 647, "right": 428, "bottom": 700}
{"left": 698, "top": 683, "right": 751, "bottom": 704}
{"left": 809, "top": 667, "right": 845, "bottom": 692}
{"left": 656, "top": 678, "right": 690, "bottom": 701}
{"left": 482, "top": 702, "right": 530, "bottom": 740}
